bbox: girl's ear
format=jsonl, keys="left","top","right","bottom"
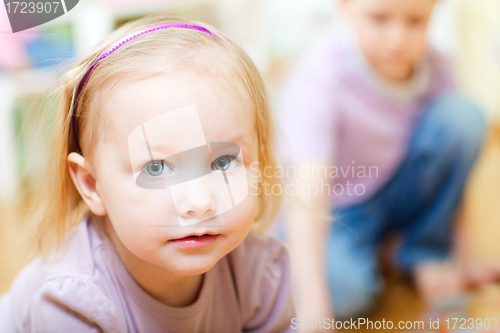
{"left": 67, "top": 152, "right": 107, "bottom": 216}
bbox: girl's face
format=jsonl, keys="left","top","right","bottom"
{"left": 88, "top": 71, "right": 259, "bottom": 276}
{"left": 342, "top": 0, "right": 434, "bottom": 82}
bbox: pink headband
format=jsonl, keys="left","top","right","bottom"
{"left": 71, "top": 23, "right": 214, "bottom": 154}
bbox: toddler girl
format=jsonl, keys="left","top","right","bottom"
{"left": 0, "top": 14, "right": 294, "bottom": 332}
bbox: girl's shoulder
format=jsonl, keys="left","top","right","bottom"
{"left": 0, "top": 219, "right": 125, "bottom": 332}
{"left": 225, "top": 233, "right": 295, "bottom": 331}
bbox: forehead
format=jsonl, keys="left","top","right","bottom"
{"left": 101, "top": 71, "right": 255, "bottom": 149}
{"left": 356, "top": 0, "right": 434, "bottom": 15}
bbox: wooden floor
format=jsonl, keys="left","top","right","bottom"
{"left": 1, "top": 127, "right": 500, "bottom": 331}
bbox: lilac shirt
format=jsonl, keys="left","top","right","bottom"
{"left": 279, "top": 25, "right": 454, "bottom": 208}
{"left": 0, "top": 219, "right": 295, "bottom": 332}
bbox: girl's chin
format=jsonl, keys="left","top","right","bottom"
{"left": 165, "top": 256, "right": 222, "bottom": 276}
{"left": 379, "top": 64, "right": 413, "bottom": 82}
{"left": 169, "top": 266, "right": 214, "bottom": 277}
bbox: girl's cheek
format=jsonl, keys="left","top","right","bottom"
{"left": 118, "top": 189, "right": 174, "bottom": 222}
{"left": 231, "top": 193, "right": 257, "bottom": 229}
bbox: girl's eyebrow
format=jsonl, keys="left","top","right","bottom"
{"left": 140, "top": 124, "right": 154, "bottom": 161}
{"left": 128, "top": 139, "right": 250, "bottom": 159}
{"left": 128, "top": 129, "right": 180, "bottom": 160}
{"left": 143, "top": 135, "right": 252, "bottom": 152}
{"left": 212, "top": 130, "right": 253, "bottom": 147}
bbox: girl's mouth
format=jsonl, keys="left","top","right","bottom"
{"left": 169, "top": 234, "right": 219, "bottom": 249}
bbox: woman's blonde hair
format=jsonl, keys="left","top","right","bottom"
{"left": 26, "top": 13, "right": 282, "bottom": 259}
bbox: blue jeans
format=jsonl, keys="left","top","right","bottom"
{"left": 327, "top": 94, "right": 486, "bottom": 319}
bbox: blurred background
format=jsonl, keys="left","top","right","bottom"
{"left": 1, "top": 0, "right": 500, "bottom": 331}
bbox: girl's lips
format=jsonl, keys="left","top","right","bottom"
{"left": 169, "top": 234, "right": 219, "bottom": 249}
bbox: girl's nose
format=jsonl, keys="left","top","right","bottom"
{"left": 174, "top": 178, "right": 217, "bottom": 219}
{"left": 387, "top": 20, "right": 408, "bottom": 52}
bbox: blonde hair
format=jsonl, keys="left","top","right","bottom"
{"left": 26, "top": 13, "right": 282, "bottom": 259}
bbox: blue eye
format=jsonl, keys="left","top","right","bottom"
{"left": 212, "top": 155, "right": 238, "bottom": 171}
{"left": 144, "top": 160, "right": 170, "bottom": 177}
